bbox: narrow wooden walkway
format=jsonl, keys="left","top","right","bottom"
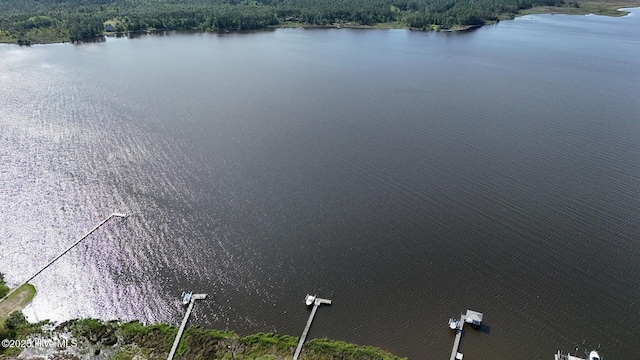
{"left": 448, "top": 310, "right": 483, "bottom": 360}
{"left": 292, "top": 296, "right": 331, "bottom": 360}
{"left": 167, "top": 293, "right": 207, "bottom": 360}
{"left": 0, "top": 212, "right": 128, "bottom": 303}
{"left": 449, "top": 315, "right": 465, "bottom": 360}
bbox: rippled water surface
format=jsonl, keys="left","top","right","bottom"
{"left": 1, "top": 9, "right": 639, "bottom": 359}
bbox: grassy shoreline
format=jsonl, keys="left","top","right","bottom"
{"left": 519, "top": 1, "right": 640, "bottom": 17}
{"left": 0, "top": 271, "right": 402, "bottom": 359}
{"left": 8, "top": 318, "right": 406, "bottom": 360}
{"left": 0, "top": 284, "right": 36, "bottom": 329}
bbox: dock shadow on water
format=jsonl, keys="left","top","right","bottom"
{"left": 476, "top": 323, "right": 490, "bottom": 335}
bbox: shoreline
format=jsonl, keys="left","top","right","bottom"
{"left": 0, "top": 284, "right": 36, "bottom": 328}
{"left": 1, "top": 3, "right": 638, "bottom": 46}
{"left": 518, "top": 2, "right": 639, "bottom": 17}
{"left": 111, "top": 3, "right": 640, "bottom": 36}
{"left": 6, "top": 318, "right": 407, "bottom": 359}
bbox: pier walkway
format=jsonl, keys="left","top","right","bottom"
{"left": 449, "top": 310, "right": 483, "bottom": 360}
{"left": 167, "top": 293, "right": 207, "bottom": 360}
{"left": 449, "top": 314, "right": 465, "bottom": 360}
{"left": 292, "top": 295, "right": 332, "bottom": 360}
{"left": 0, "top": 212, "right": 128, "bottom": 302}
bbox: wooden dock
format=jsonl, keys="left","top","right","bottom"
{"left": 449, "top": 310, "right": 483, "bottom": 360}
{"left": 167, "top": 293, "right": 207, "bottom": 360}
{"left": 292, "top": 295, "right": 332, "bottom": 360}
{"left": 0, "top": 212, "right": 128, "bottom": 303}
{"left": 449, "top": 314, "right": 465, "bottom": 360}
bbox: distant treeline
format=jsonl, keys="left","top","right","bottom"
{"left": 0, "top": 0, "right": 567, "bottom": 44}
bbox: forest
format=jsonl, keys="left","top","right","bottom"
{"left": 0, "top": 0, "right": 568, "bottom": 44}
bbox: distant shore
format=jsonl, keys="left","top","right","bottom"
{"left": 2, "top": 2, "right": 638, "bottom": 46}
{"left": 203, "top": 2, "right": 640, "bottom": 32}
{"left": 269, "top": 21, "right": 484, "bottom": 32}
{"left": 518, "top": 1, "right": 639, "bottom": 17}
{"left": 239, "top": 3, "right": 640, "bottom": 32}
{"left": 96, "top": 3, "right": 639, "bottom": 43}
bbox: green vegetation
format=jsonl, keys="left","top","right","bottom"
{"left": 0, "top": 274, "right": 9, "bottom": 299}
{"left": 0, "top": 284, "right": 36, "bottom": 330}
{"left": 305, "top": 337, "right": 402, "bottom": 359}
{"left": 0, "top": 274, "right": 400, "bottom": 359}
{"left": 13, "top": 319, "right": 405, "bottom": 359}
{"left": 1, "top": 0, "right": 637, "bottom": 45}
{"left": 519, "top": 0, "right": 637, "bottom": 16}
{"left": 0, "top": 311, "right": 28, "bottom": 357}
{"left": 0, "top": 273, "right": 43, "bottom": 357}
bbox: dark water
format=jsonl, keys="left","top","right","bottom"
{"left": 1, "top": 9, "right": 639, "bottom": 360}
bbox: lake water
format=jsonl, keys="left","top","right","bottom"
{"left": 1, "top": 9, "right": 639, "bottom": 359}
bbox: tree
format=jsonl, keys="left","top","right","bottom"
{"left": 5, "top": 311, "right": 27, "bottom": 330}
